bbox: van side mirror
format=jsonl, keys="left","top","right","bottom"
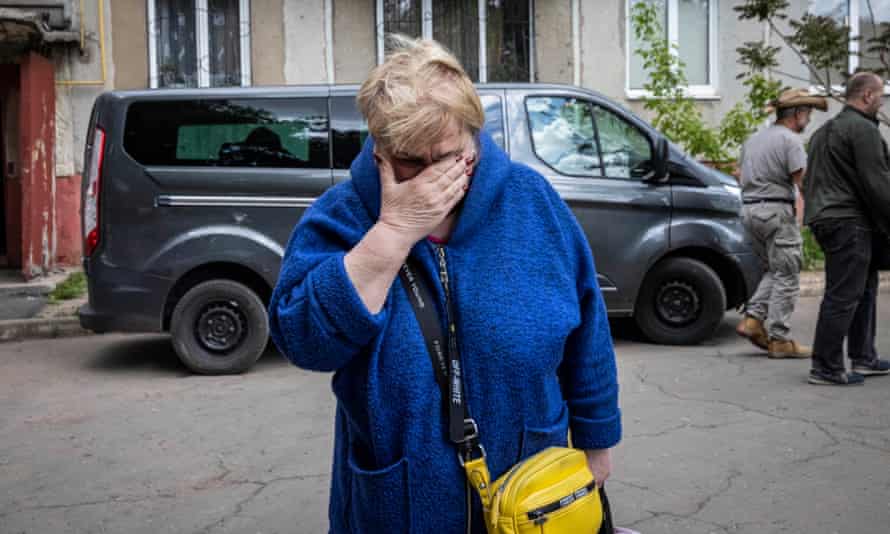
{"left": 631, "top": 137, "right": 670, "bottom": 182}
{"left": 647, "top": 137, "right": 669, "bottom": 183}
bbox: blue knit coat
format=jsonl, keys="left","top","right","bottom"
{"left": 268, "top": 132, "right": 621, "bottom": 534}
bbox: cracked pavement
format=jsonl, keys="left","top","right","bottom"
{"left": 1, "top": 294, "right": 888, "bottom": 533}
{"left": 610, "top": 293, "right": 890, "bottom": 534}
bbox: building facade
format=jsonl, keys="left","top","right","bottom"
{"left": 0, "top": 0, "right": 882, "bottom": 279}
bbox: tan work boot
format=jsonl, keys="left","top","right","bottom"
{"left": 736, "top": 316, "right": 768, "bottom": 350}
{"left": 768, "top": 339, "right": 812, "bottom": 359}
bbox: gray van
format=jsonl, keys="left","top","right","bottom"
{"left": 79, "top": 84, "right": 760, "bottom": 374}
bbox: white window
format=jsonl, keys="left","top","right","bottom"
{"left": 375, "top": 0, "right": 535, "bottom": 83}
{"left": 147, "top": 0, "right": 251, "bottom": 88}
{"left": 626, "top": 0, "right": 719, "bottom": 99}
{"left": 807, "top": 0, "right": 890, "bottom": 88}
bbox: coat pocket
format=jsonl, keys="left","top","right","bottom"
{"left": 520, "top": 403, "right": 570, "bottom": 460}
{"left": 347, "top": 453, "right": 412, "bottom": 534}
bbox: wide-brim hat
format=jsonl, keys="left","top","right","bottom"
{"left": 767, "top": 88, "right": 829, "bottom": 113}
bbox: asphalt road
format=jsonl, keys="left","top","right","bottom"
{"left": 1, "top": 294, "right": 888, "bottom": 534}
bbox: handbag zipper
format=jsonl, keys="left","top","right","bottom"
{"left": 525, "top": 479, "right": 597, "bottom": 525}
{"left": 435, "top": 244, "right": 473, "bottom": 534}
{"left": 501, "top": 449, "right": 576, "bottom": 520}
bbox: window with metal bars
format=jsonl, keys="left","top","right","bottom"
{"left": 376, "top": 0, "right": 534, "bottom": 82}
{"left": 148, "top": 0, "right": 251, "bottom": 88}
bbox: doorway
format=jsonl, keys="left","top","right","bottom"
{"left": 0, "top": 62, "right": 22, "bottom": 272}
{"left": 0, "top": 94, "right": 7, "bottom": 266}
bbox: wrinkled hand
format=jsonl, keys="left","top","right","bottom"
{"left": 584, "top": 448, "right": 611, "bottom": 488}
{"left": 376, "top": 152, "right": 472, "bottom": 246}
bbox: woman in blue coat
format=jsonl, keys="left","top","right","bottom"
{"left": 268, "top": 35, "right": 621, "bottom": 533}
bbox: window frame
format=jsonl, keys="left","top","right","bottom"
{"left": 375, "top": 0, "right": 535, "bottom": 83}
{"left": 478, "top": 92, "right": 508, "bottom": 151}
{"left": 524, "top": 95, "right": 605, "bottom": 180}
{"left": 147, "top": 0, "right": 252, "bottom": 88}
{"left": 590, "top": 102, "right": 656, "bottom": 181}
{"left": 625, "top": 0, "right": 720, "bottom": 100}
{"left": 807, "top": 1, "right": 890, "bottom": 93}
{"left": 330, "top": 95, "right": 369, "bottom": 170}
{"left": 524, "top": 94, "right": 657, "bottom": 182}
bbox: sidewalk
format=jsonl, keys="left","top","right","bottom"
{"left": 799, "top": 270, "right": 890, "bottom": 297}
{"left": 0, "top": 268, "right": 89, "bottom": 342}
{"left": 0, "top": 270, "right": 887, "bottom": 344}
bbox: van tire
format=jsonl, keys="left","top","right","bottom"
{"left": 634, "top": 257, "right": 726, "bottom": 345}
{"left": 170, "top": 279, "right": 268, "bottom": 374}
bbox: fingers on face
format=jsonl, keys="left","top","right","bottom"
{"left": 443, "top": 172, "right": 470, "bottom": 209}
{"left": 430, "top": 158, "right": 467, "bottom": 192}
{"left": 428, "top": 157, "right": 463, "bottom": 190}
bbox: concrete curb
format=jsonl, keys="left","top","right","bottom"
{"left": 0, "top": 268, "right": 79, "bottom": 299}
{"left": 0, "top": 284, "right": 54, "bottom": 299}
{"left": 0, "top": 317, "right": 90, "bottom": 343}
{"left": 799, "top": 271, "right": 890, "bottom": 297}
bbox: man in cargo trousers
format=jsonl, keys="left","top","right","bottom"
{"left": 736, "top": 89, "right": 827, "bottom": 358}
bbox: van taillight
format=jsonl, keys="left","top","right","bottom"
{"left": 84, "top": 128, "right": 105, "bottom": 257}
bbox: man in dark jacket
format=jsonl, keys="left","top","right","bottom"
{"left": 804, "top": 71, "right": 890, "bottom": 385}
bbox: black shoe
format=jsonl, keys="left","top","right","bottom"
{"left": 808, "top": 369, "right": 866, "bottom": 386}
{"left": 851, "top": 359, "right": 890, "bottom": 376}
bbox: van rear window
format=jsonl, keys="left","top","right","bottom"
{"left": 123, "top": 98, "right": 329, "bottom": 168}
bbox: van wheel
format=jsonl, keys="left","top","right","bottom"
{"left": 171, "top": 280, "right": 268, "bottom": 374}
{"left": 634, "top": 257, "right": 726, "bottom": 345}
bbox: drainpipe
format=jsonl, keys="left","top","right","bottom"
{"left": 57, "top": 0, "right": 107, "bottom": 86}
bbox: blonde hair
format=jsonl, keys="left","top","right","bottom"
{"left": 357, "top": 34, "right": 484, "bottom": 157}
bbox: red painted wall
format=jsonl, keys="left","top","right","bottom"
{"left": 55, "top": 174, "right": 81, "bottom": 265}
{"left": 18, "top": 52, "right": 55, "bottom": 280}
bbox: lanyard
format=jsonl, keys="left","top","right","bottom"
{"left": 399, "top": 256, "right": 479, "bottom": 451}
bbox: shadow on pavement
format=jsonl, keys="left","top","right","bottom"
{"left": 85, "top": 335, "right": 189, "bottom": 375}
{"left": 85, "top": 334, "right": 290, "bottom": 376}
{"left": 82, "top": 313, "right": 751, "bottom": 376}
{"left": 253, "top": 345, "right": 291, "bottom": 371}
{"left": 608, "top": 318, "right": 647, "bottom": 344}
{"left": 609, "top": 313, "right": 744, "bottom": 348}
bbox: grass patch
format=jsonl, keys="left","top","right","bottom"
{"left": 802, "top": 226, "right": 824, "bottom": 271}
{"left": 49, "top": 272, "right": 87, "bottom": 302}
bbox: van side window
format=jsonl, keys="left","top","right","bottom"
{"left": 123, "top": 98, "right": 330, "bottom": 168}
{"left": 479, "top": 94, "right": 505, "bottom": 150}
{"left": 526, "top": 97, "right": 602, "bottom": 177}
{"left": 592, "top": 105, "right": 652, "bottom": 180}
{"left": 331, "top": 97, "right": 369, "bottom": 170}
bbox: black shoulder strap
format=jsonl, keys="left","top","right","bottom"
{"left": 398, "top": 261, "right": 449, "bottom": 394}
{"left": 398, "top": 258, "right": 480, "bottom": 456}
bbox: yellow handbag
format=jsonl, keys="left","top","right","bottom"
{"left": 463, "top": 447, "right": 603, "bottom": 534}
{"left": 399, "top": 259, "right": 604, "bottom": 534}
